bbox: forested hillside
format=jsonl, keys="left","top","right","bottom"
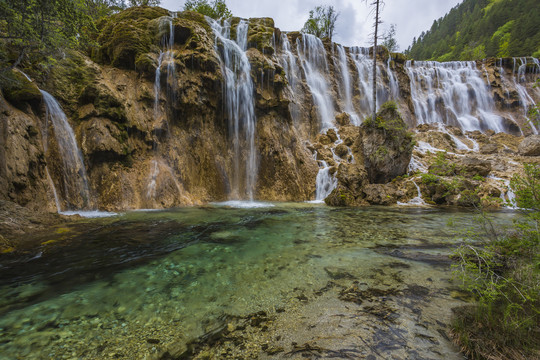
{"left": 406, "top": 0, "right": 540, "bottom": 61}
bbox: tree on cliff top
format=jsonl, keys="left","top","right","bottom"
{"left": 364, "top": 0, "right": 383, "bottom": 122}
{"left": 382, "top": 24, "right": 398, "bottom": 52}
{"left": 183, "top": 0, "right": 232, "bottom": 19}
{"left": 301, "top": 5, "right": 339, "bottom": 41}
{"left": 128, "top": 0, "right": 161, "bottom": 6}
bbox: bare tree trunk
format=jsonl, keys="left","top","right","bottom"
{"left": 372, "top": 0, "right": 380, "bottom": 122}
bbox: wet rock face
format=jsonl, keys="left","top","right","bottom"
{"left": 360, "top": 103, "right": 414, "bottom": 184}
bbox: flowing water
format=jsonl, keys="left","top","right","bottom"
{"left": 40, "top": 90, "right": 92, "bottom": 211}
{"left": 406, "top": 61, "right": 508, "bottom": 133}
{"left": 0, "top": 205, "right": 517, "bottom": 359}
{"left": 209, "top": 18, "right": 257, "bottom": 200}
{"left": 335, "top": 44, "right": 360, "bottom": 125}
{"left": 297, "top": 34, "right": 335, "bottom": 131}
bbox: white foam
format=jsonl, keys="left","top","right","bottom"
{"left": 211, "top": 201, "right": 275, "bottom": 209}
{"left": 60, "top": 211, "right": 119, "bottom": 218}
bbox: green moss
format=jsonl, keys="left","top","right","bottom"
{"left": 247, "top": 18, "right": 275, "bottom": 55}
{"left": 0, "top": 70, "right": 42, "bottom": 105}
{"left": 94, "top": 6, "right": 169, "bottom": 69}
{"left": 79, "top": 83, "right": 127, "bottom": 123}
{"left": 46, "top": 51, "right": 97, "bottom": 112}
{"left": 420, "top": 173, "right": 440, "bottom": 185}
{"left": 135, "top": 53, "right": 157, "bottom": 73}
{"left": 390, "top": 52, "right": 407, "bottom": 63}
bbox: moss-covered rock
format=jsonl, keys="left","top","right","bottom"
{"left": 0, "top": 70, "right": 42, "bottom": 106}
{"left": 247, "top": 18, "right": 275, "bottom": 55}
{"left": 94, "top": 6, "right": 169, "bottom": 69}
{"left": 46, "top": 51, "right": 99, "bottom": 113}
{"left": 361, "top": 101, "right": 414, "bottom": 184}
{"left": 79, "top": 83, "right": 127, "bottom": 123}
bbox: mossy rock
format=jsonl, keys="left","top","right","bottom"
{"left": 95, "top": 6, "right": 169, "bottom": 69}
{"left": 0, "top": 70, "right": 42, "bottom": 106}
{"left": 178, "top": 11, "right": 212, "bottom": 33}
{"left": 79, "top": 83, "right": 127, "bottom": 123}
{"left": 135, "top": 53, "right": 158, "bottom": 74}
{"left": 247, "top": 18, "right": 275, "bottom": 55}
{"left": 390, "top": 52, "right": 407, "bottom": 64}
{"left": 46, "top": 51, "right": 98, "bottom": 112}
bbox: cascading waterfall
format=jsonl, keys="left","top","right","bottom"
{"left": 296, "top": 34, "right": 335, "bottom": 130}
{"left": 41, "top": 90, "right": 92, "bottom": 210}
{"left": 209, "top": 18, "right": 257, "bottom": 200}
{"left": 313, "top": 160, "right": 337, "bottom": 202}
{"left": 350, "top": 47, "right": 395, "bottom": 119}
{"left": 406, "top": 60, "right": 507, "bottom": 133}
{"left": 511, "top": 57, "right": 539, "bottom": 134}
{"left": 335, "top": 44, "right": 360, "bottom": 125}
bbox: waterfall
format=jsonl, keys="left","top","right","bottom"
{"left": 511, "top": 57, "right": 538, "bottom": 134}
{"left": 148, "top": 15, "right": 177, "bottom": 203}
{"left": 335, "top": 44, "right": 360, "bottom": 125}
{"left": 297, "top": 34, "right": 335, "bottom": 130}
{"left": 387, "top": 55, "right": 400, "bottom": 100}
{"left": 209, "top": 18, "right": 258, "bottom": 200}
{"left": 40, "top": 90, "right": 92, "bottom": 210}
{"left": 406, "top": 60, "right": 507, "bottom": 133}
{"left": 278, "top": 33, "right": 301, "bottom": 123}
{"left": 310, "top": 160, "right": 337, "bottom": 202}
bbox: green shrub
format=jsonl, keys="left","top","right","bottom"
{"left": 451, "top": 163, "right": 540, "bottom": 359}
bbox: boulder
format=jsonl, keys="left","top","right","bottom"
{"left": 334, "top": 144, "right": 349, "bottom": 158}
{"left": 518, "top": 135, "right": 540, "bottom": 156}
{"left": 458, "top": 157, "right": 491, "bottom": 177}
{"left": 360, "top": 102, "right": 414, "bottom": 184}
{"left": 336, "top": 112, "right": 351, "bottom": 126}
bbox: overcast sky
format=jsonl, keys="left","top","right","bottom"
{"left": 160, "top": 0, "right": 462, "bottom": 50}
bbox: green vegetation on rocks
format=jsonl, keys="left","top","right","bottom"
{"left": 94, "top": 6, "right": 169, "bottom": 68}
{"left": 451, "top": 163, "right": 540, "bottom": 359}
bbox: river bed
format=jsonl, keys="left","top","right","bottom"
{"left": 0, "top": 203, "right": 516, "bottom": 359}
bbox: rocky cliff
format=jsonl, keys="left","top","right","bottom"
{"left": 0, "top": 6, "right": 539, "bottom": 212}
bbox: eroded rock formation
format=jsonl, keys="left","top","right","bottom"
{"left": 0, "top": 6, "right": 539, "bottom": 212}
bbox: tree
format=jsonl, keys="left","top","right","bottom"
{"left": 183, "top": 0, "right": 232, "bottom": 20}
{"left": 301, "top": 5, "right": 339, "bottom": 41}
{"left": 382, "top": 23, "right": 398, "bottom": 52}
{"left": 128, "top": 0, "right": 160, "bottom": 6}
{"left": 364, "top": 0, "right": 383, "bottom": 122}
{"left": 0, "top": 0, "right": 96, "bottom": 72}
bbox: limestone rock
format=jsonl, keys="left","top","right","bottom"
{"left": 458, "top": 157, "right": 492, "bottom": 177}
{"left": 518, "top": 135, "right": 540, "bottom": 156}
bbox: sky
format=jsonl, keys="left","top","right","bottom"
{"left": 160, "top": 0, "right": 463, "bottom": 50}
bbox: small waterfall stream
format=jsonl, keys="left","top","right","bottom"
{"left": 41, "top": 90, "right": 92, "bottom": 210}
{"left": 148, "top": 15, "right": 177, "bottom": 204}
{"left": 209, "top": 18, "right": 258, "bottom": 201}
{"left": 278, "top": 33, "right": 301, "bottom": 124}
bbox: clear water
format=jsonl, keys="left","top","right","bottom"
{"left": 0, "top": 205, "right": 516, "bottom": 359}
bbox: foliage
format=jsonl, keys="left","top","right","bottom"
{"left": 420, "top": 173, "right": 440, "bottom": 185}
{"left": 301, "top": 5, "right": 339, "bottom": 41}
{"left": 0, "top": 0, "right": 128, "bottom": 84}
{"left": 183, "top": 0, "right": 232, "bottom": 20}
{"left": 428, "top": 151, "right": 456, "bottom": 176}
{"left": 381, "top": 24, "right": 398, "bottom": 52}
{"left": 128, "top": 0, "right": 160, "bottom": 6}
{"left": 406, "top": 0, "right": 540, "bottom": 60}
{"left": 451, "top": 163, "right": 540, "bottom": 359}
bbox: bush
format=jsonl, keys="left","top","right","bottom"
{"left": 451, "top": 163, "right": 540, "bottom": 359}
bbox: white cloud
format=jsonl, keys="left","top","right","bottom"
{"left": 160, "top": 0, "right": 462, "bottom": 50}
